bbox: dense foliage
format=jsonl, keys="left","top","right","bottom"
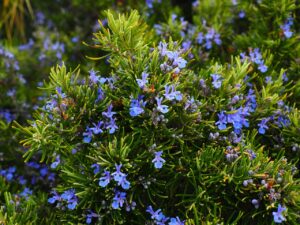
{"left": 1, "top": 0, "right": 300, "bottom": 224}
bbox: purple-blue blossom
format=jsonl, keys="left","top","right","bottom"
{"left": 164, "top": 85, "right": 183, "bottom": 101}
{"left": 136, "top": 72, "right": 149, "bottom": 89}
{"left": 129, "top": 96, "right": 147, "bottom": 117}
{"left": 227, "top": 107, "right": 250, "bottom": 134}
{"left": 146, "top": 205, "right": 166, "bottom": 221}
{"left": 0, "top": 166, "right": 16, "bottom": 181}
{"left": 117, "top": 174, "right": 131, "bottom": 190}
{"left": 158, "top": 42, "right": 168, "bottom": 57}
{"left": 211, "top": 74, "right": 222, "bottom": 89}
{"left": 272, "top": 204, "right": 286, "bottom": 223}
{"left": 265, "top": 76, "right": 273, "bottom": 84}
{"left": 152, "top": 151, "right": 166, "bottom": 169}
{"left": 86, "top": 210, "right": 99, "bottom": 224}
{"left": 89, "top": 69, "right": 100, "bottom": 85}
{"left": 280, "top": 17, "right": 293, "bottom": 38}
{"left": 105, "top": 118, "right": 118, "bottom": 134}
{"left": 20, "top": 187, "right": 33, "bottom": 199}
{"left": 61, "top": 189, "right": 78, "bottom": 210}
{"left": 239, "top": 11, "right": 246, "bottom": 18}
{"left": 156, "top": 97, "right": 169, "bottom": 114}
{"left": 111, "top": 191, "right": 126, "bottom": 209}
{"left": 257, "top": 118, "right": 270, "bottom": 134}
{"left": 91, "top": 121, "right": 104, "bottom": 134}
{"left": 91, "top": 164, "right": 101, "bottom": 175}
{"left": 215, "top": 111, "right": 227, "bottom": 130}
{"left": 184, "top": 96, "right": 200, "bottom": 112}
{"left": 112, "top": 164, "right": 125, "bottom": 182}
{"left": 102, "top": 104, "right": 116, "bottom": 119}
{"left": 48, "top": 190, "right": 61, "bottom": 204}
{"left": 83, "top": 127, "right": 93, "bottom": 143}
{"left": 96, "top": 87, "right": 105, "bottom": 102}
{"left": 50, "top": 155, "right": 61, "bottom": 169}
{"left": 169, "top": 217, "right": 185, "bottom": 225}
{"left": 241, "top": 48, "right": 268, "bottom": 73}
{"left": 166, "top": 51, "right": 187, "bottom": 69}
{"left": 245, "top": 89, "right": 257, "bottom": 112}
{"left": 99, "top": 170, "right": 111, "bottom": 187}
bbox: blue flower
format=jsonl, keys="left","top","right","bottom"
{"left": 257, "top": 118, "right": 270, "bottom": 134}
{"left": 51, "top": 155, "right": 61, "bottom": 169}
{"left": 83, "top": 127, "right": 93, "bottom": 143}
{"left": 61, "top": 189, "right": 78, "bottom": 210}
{"left": 166, "top": 51, "right": 187, "bottom": 69}
{"left": 86, "top": 210, "right": 99, "bottom": 224}
{"left": 91, "top": 121, "right": 104, "bottom": 134}
{"left": 245, "top": 89, "right": 257, "bottom": 112}
{"left": 215, "top": 111, "right": 227, "bottom": 130}
{"left": 239, "top": 10, "right": 246, "bottom": 18}
{"left": 136, "top": 72, "right": 149, "bottom": 89}
{"left": 20, "top": 187, "right": 32, "bottom": 199}
{"left": 152, "top": 151, "right": 166, "bottom": 169}
{"left": 197, "top": 32, "right": 204, "bottom": 44}
{"left": 158, "top": 42, "right": 168, "bottom": 56}
{"left": 164, "top": 85, "right": 182, "bottom": 101}
{"left": 214, "top": 33, "right": 222, "bottom": 45}
{"left": 184, "top": 96, "right": 199, "bottom": 112}
{"left": 102, "top": 104, "right": 116, "bottom": 119}
{"left": 117, "top": 174, "right": 131, "bottom": 190}
{"left": 211, "top": 74, "right": 222, "bottom": 89}
{"left": 61, "top": 189, "right": 76, "bottom": 201}
{"left": 112, "top": 164, "right": 125, "bottom": 182}
{"left": 129, "top": 96, "right": 147, "bottom": 117}
{"left": 99, "top": 170, "right": 111, "bottom": 187}
{"left": 272, "top": 204, "right": 286, "bottom": 223}
{"left": 156, "top": 97, "right": 169, "bottom": 114}
{"left": 111, "top": 191, "right": 126, "bottom": 209}
{"left": 67, "top": 198, "right": 78, "bottom": 210}
{"left": 105, "top": 118, "right": 118, "bottom": 134}
{"left": 258, "top": 64, "right": 268, "bottom": 73}
{"left": 39, "top": 166, "right": 48, "bottom": 177}
{"left": 96, "top": 87, "right": 105, "bottom": 102}
{"left": 246, "top": 149, "right": 256, "bottom": 160}
{"left": 280, "top": 17, "right": 293, "bottom": 38}
{"left": 91, "top": 164, "right": 100, "bottom": 174}
{"left": 146, "top": 205, "right": 166, "bottom": 221}
{"left": 226, "top": 107, "right": 250, "bottom": 134}
{"left": 48, "top": 190, "right": 61, "bottom": 204}
{"left": 276, "top": 115, "right": 290, "bottom": 127}
{"left": 168, "top": 217, "right": 185, "bottom": 225}
{"left": 265, "top": 76, "right": 273, "bottom": 84}
{"left": 89, "top": 69, "right": 100, "bottom": 84}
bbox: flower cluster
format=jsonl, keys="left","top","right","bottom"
{"left": 225, "top": 146, "right": 240, "bottom": 162}
{"left": 130, "top": 95, "right": 147, "bottom": 117}
{"left": 158, "top": 42, "right": 187, "bottom": 74}
{"left": 280, "top": 17, "right": 293, "bottom": 39}
{"left": 99, "top": 164, "right": 130, "bottom": 190}
{"left": 0, "top": 45, "right": 20, "bottom": 72}
{"left": 240, "top": 48, "right": 268, "bottom": 73}
{"left": 216, "top": 107, "right": 250, "bottom": 134}
{"left": 48, "top": 189, "right": 78, "bottom": 210}
{"left": 0, "top": 166, "right": 17, "bottom": 181}
{"left": 146, "top": 205, "right": 185, "bottom": 225}
{"left": 83, "top": 104, "right": 118, "bottom": 143}
{"left": 210, "top": 74, "right": 223, "bottom": 89}
{"left": 197, "top": 27, "right": 222, "bottom": 50}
